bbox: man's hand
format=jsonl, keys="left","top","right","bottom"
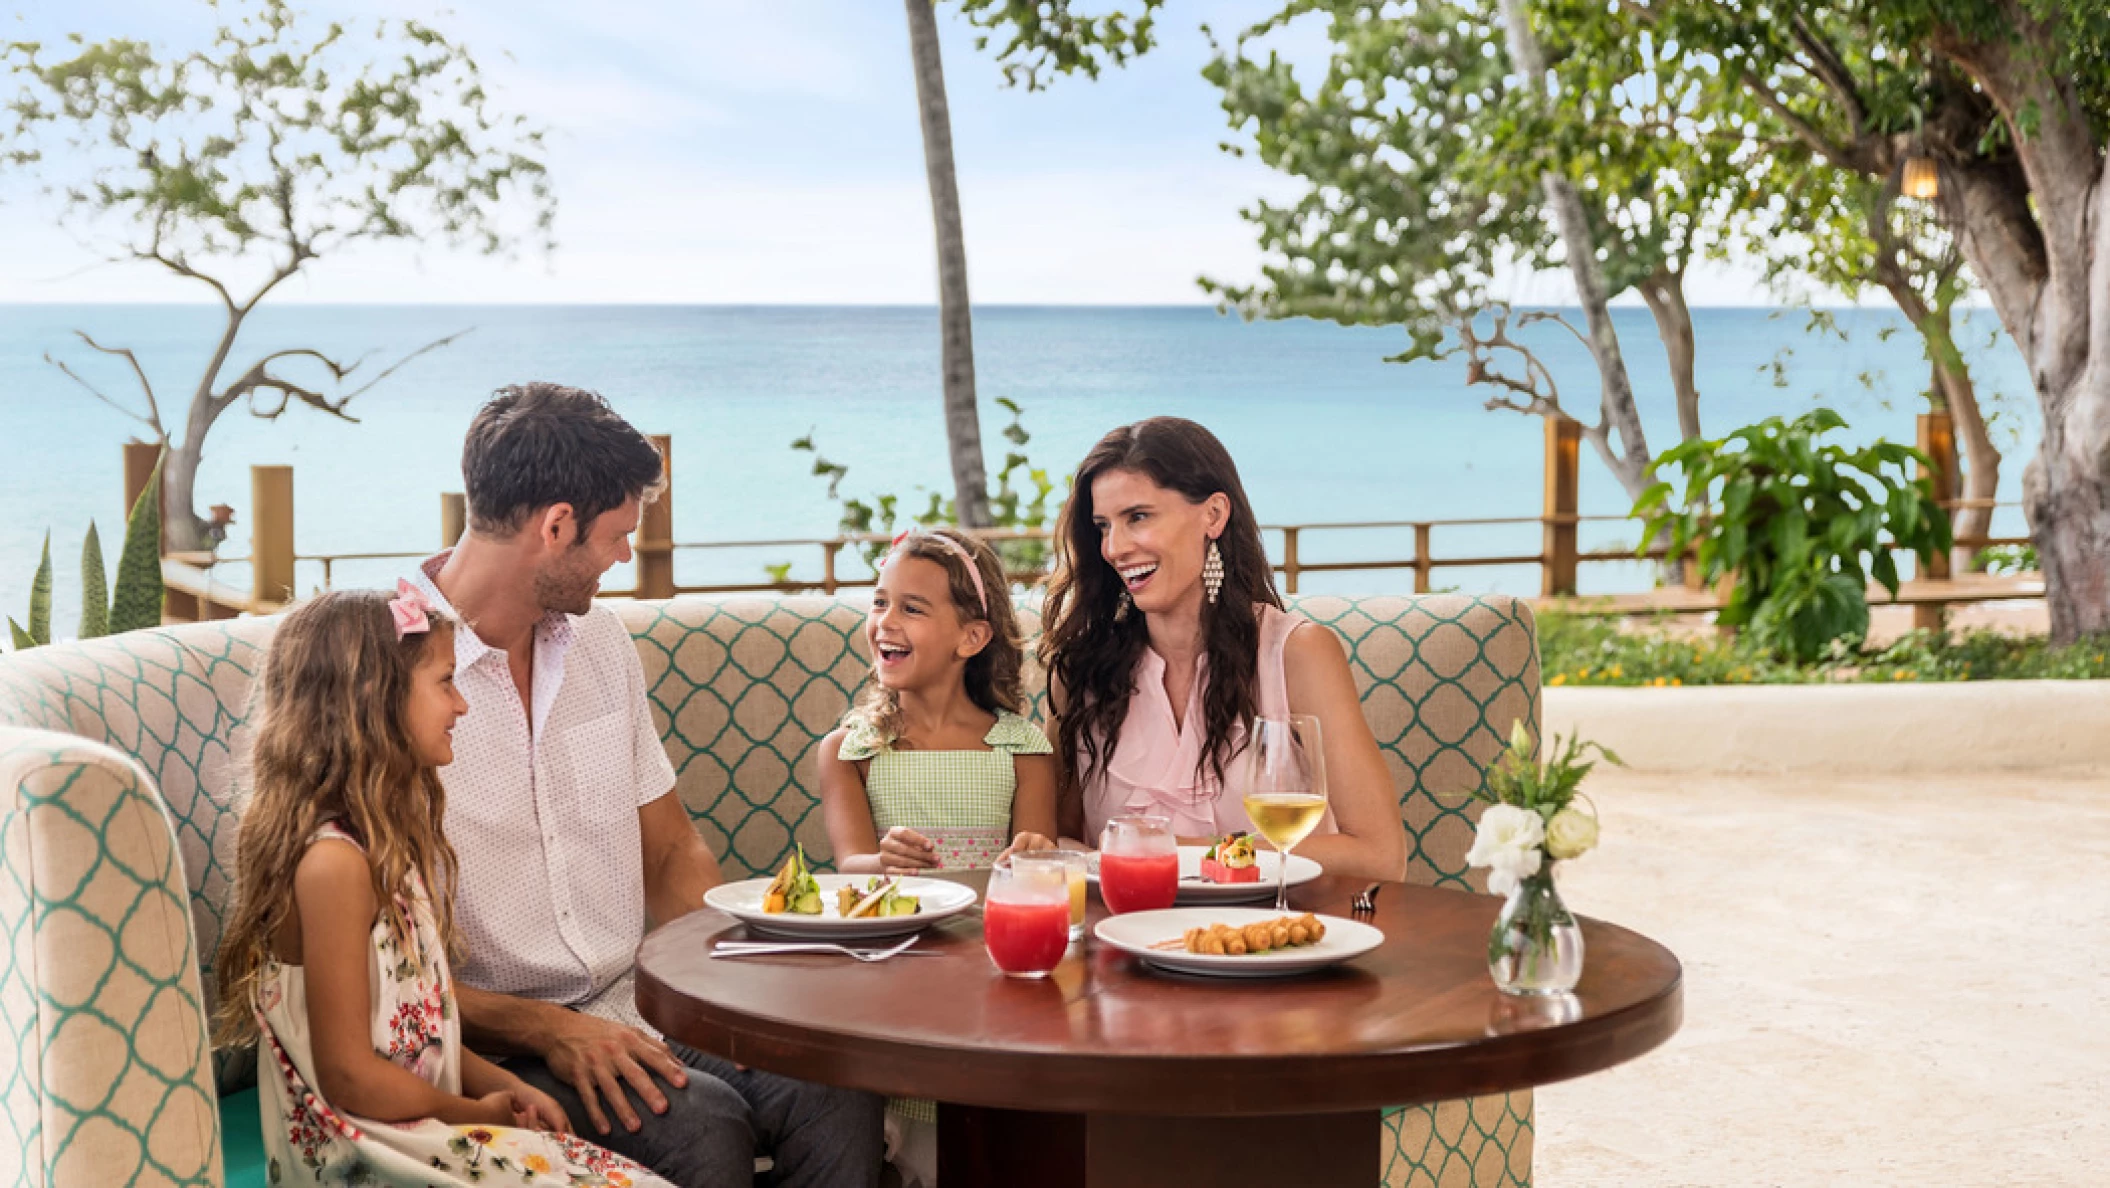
{"left": 542, "top": 1011, "right": 690, "bottom": 1136}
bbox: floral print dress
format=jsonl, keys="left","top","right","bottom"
{"left": 255, "top": 822, "right": 672, "bottom": 1187}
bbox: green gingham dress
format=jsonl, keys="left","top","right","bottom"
{"left": 839, "top": 709, "right": 1051, "bottom": 839}
{"left": 839, "top": 709, "right": 1050, "bottom": 1130}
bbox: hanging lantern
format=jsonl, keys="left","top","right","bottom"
{"left": 1901, "top": 155, "right": 1940, "bottom": 200}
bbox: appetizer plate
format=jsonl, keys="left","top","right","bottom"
{"left": 705, "top": 875, "right": 979, "bottom": 939}
{"left": 1093, "top": 907, "right": 1382, "bottom": 979}
{"left": 1087, "top": 846, "right": 1325, "bottom": 905}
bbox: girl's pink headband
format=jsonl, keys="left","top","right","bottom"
{"left": 886, "top": 530, "right": 989, "bottom": 616}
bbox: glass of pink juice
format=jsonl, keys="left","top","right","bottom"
{"left": 1099, "top": 815, "right": 1177, "bottom": 914}
{"left": 983, "top": 857, "right": 1071, "bottom": 978}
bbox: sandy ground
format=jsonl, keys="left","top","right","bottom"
{"left": 1530, "top": 769, "right": 2110, "bottom": 1187}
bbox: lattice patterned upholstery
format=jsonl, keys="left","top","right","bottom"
{"left": 0, "top": 591, "right": 1540, "bottom": 1187}
{"left": 0, "top": 728, "right": 222, "bottom": 1188}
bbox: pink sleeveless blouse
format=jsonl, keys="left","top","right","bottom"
{"left": 1079, "top": 604, "right": 1339, "bottom": 842}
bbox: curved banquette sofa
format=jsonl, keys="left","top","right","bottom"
{"left": 0, "top": 592, "right": 1541, "bottom": 1187}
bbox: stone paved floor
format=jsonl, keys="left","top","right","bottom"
{"left": 1531, "top": 770, "right": 2110, "bottom": 1186}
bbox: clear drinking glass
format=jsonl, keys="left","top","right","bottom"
{"left": 1014, "top": 849, "right": 1090, "bottom": 939}
{"left": 1241, "top": 715, "right": 1329, "bottom": 911}
{"left": 982, "top": 856, "right": 1071, "bottom": 978}
{"left": 1097, "top": 815, "right": 1178, "bottom": 914}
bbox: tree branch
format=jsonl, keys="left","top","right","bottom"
{"left": 218, "top": 329, "right": 473, "bottom": 423}
{"left": 1734, "top": 69, "right": 1866, "bottom": 173}
{"left": 1783, "top": 11, "right": 1869, "bottom": 135}
{"left": 71, "top": 331, "right": 165, "bottom": 433}
{"left": 44, "top": 353, "right": 166, "bottom": 439}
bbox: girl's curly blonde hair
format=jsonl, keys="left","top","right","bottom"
{"left": 213, "top": 589, "right": 460, "bottom": 1046}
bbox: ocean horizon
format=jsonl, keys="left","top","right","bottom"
{"left": 1, "top": 303, "right": 2036, "bottom": 635}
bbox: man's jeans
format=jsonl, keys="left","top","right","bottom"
{"left": 508, "top": 1041, "right": 885, "bottom": 1188}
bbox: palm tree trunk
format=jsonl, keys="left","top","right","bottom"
{"left": 904, "top": 0, "right": 992, "bottom": 528}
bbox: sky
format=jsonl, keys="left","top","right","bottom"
{"left": 0, "top": 0, "right": 1797, "bottom": 306}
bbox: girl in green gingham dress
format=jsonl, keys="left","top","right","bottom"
{"left": 816, "top": 529, "right": 1058, "bottom": 1188}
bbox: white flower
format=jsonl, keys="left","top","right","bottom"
{"left": 1545, "top": 806, "right": 1600, "bottom": 861}
{"left": 1467, "top": 804, "right": 1545, "bottom": 897}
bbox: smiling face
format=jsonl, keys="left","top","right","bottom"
{"left": 867, "top": 554, "right": 990, "bottom": 693}
{"left": 1089, "top": 467, "right": 1229, "bottom": 618}
{"left": 533, "top": 496, "right": 641, "bottom": 616}
{"left": 402, "top": 627, "right": 469, "bottom": 767}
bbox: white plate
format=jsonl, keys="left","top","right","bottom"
{"left": 1086, "top": 846, "right": 1324, "bottom": 905}
{"left": 704, "top": 875, "right": 978, "bottom": 939}
{"left": 1093, "top": 907, "right": 1382, "bottom": 979}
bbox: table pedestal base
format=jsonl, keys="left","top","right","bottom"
{"left": 937, "top": 1103, "right": 1380, "bottom": 1187}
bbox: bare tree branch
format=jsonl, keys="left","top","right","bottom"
{"left": 338, "top": 329, "right": 471, "bottom": 401}
{"left": 1784, "top": 10, "right": 1869, "bottom": 134}
{"left": 44, "top": 353, "right": 166, "bottom": 438}
{"left": 1734, "top": 69, "right": 1865, "bottom": 172}
{"left": 70, "top": 330, "right": 165, "bottom": 433}
{"left": 217, "top": 329, "right": 473, "bottom": 423}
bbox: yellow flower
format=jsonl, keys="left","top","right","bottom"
{"left": 524, "top": 1155, "right": 551, "bottom": 1174}
{"left": 1608, "top": 665, "right": 1623, "bottom": 678}
{"left": 1549, "top": 673, "right": 1568, "bottom": 687}
{"left": 1671, "top": 678, "right": 1682, "bottom": 686}
{"left": 1578, "top": 668, "right": 1591, "bottom": 680}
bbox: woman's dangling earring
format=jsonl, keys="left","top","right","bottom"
{"left": 1115, "top": 589, "right": 1133, "bottom": 622}
{"left": 1203, "top": 539, "right": 1225, "bottom": 605}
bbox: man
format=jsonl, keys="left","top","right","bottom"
{"left": 407, "top": 383, "right": 884, "bottom": 1187}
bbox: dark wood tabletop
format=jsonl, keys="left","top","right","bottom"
{"left": 635, "top": 871, "right": 1682, "bottom": 1117}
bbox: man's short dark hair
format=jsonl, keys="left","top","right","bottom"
{"left": 463, "top": 384, "right": 666, "bottom": 537}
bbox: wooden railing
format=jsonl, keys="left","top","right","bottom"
{"left": 135, "top": 414, "right": 2039, "bottom": 625}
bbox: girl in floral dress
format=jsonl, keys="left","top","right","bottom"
{"left": 215, "top": 585, "right": 672, "bottom": 1188}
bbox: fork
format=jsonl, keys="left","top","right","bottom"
{"left": 711, "top": 935, "right": 935, "bottom": 962}
{"left": 1351, "top": 883, "right": 1382, "bottom": 916}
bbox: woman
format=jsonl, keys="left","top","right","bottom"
{"left": 1036, "top": 417, "right": 1408, "bottom": 883}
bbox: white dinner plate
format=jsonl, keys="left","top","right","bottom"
{"left": 704, "top": 874, "right": 979, "bottom": 939}
{"left": 1093, "top": 907, "right": 1382, "bottom": 979}
{"left": 1086, "top": 846, "right": 1325, "bottom": 905}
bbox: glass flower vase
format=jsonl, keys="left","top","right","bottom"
{"left": 1488, "top": 866, "right": 1584, "bottom": 996}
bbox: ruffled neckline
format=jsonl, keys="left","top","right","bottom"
{"left": 839, "top": 709, "right": 1051, "bottom": 760}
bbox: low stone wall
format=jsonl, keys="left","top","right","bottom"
{"left": 1544, "top": 680, "right": 2110, "bottom": 774}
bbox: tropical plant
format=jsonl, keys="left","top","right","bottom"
{"left": 0, "top": 0, "right": 552, "bottom": 550}
{"left": 1634, "top": 410, "right": 1952, "bottom": 662}
{"left": 787, "top": 397, "right": 1064, "bottom": 581}
{"left": 9, "top": 454, "right": 166, "bottom": 649}
{"left": 902, "top": 0, "right": 1162, "bottom": 528}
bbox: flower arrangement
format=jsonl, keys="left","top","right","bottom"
{"left": 1464, "top": 721, "right": 1618, "bottom": 895}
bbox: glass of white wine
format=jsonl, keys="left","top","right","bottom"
{"left": 1241, "top": 715, "right": 1328, "bottom": 912}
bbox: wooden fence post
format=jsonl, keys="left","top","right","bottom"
{"left": 636, "top": 434, "right": 675, "bottom": 600}
{"left": 1413, "top": 523, "right": 1433, "bottom": 594}
{"left": 1542, "top": 416, "right": 1581, "bottom": 597}
{"left": 252, "top": 464, "right": 296, "bottom": 608}
{"left": 1281, "top": 527, "right": 1301, "bottom": 595}
{"left": 1915, "top": 411, "right": 1956, "bottom": 632}
{"left": 441, "top": 493, "right": 467, "bottom": 549}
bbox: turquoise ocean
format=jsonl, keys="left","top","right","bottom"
{"left": 0, "top": 304, "right": 2035, "bottom": 633}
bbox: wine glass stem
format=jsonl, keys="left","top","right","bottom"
{"left": 1276, "top": 846, "right": 1292, "bottom": 912}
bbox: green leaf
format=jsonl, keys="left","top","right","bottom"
{"left": 27, "top": 531, "right": 51, "bottom": 646}
{"left": 8, "top": 618, "right": 35, "bottom": 652}
{"left": 79, "top": 521, "right": 109, "bottom": 639}
{"left": 109, "top": 453, "right": 166, "bottom": 635}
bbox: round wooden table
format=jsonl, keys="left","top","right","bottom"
{"left": 636, "top": 872, "right": 1681, "bottom": 1187}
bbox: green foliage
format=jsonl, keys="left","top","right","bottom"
{"left": 9, "top": 455, "right": 166, "bottom": 651}
{"left": 954, "top": 0, "right": 1164, "bottom": 90}
{"left": 1635, "top": 410, "right": 1951, "bottom": 662}
{"left": 787, "top": 398, "right": 1065, "bottom": 581}
{"left": 1469, "top": 720, "right": 1620, "bottom": 818}
{"left": 1973, "top": 542, "right": 2038, "bottom": 576}
{"left": 109, "top": 455, "right": 166, "bottom": 634}
{"left": 78, "top": 522, "right": 108, "bottom": 639}
{"left": 1539, "top": 611, "right": 2110, "bottom": 684}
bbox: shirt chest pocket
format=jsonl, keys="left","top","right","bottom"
{"left": 557, "top": 713, "right": 632, "bottom": 809}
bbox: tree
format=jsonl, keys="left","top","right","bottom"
{"left": 1626, "top": 0, "right": 2110, "bottom": 638}
{"left": 901, "top": 0, "right": 1161, "bottom": 528}
{"left": 2, "top": 1, "right": 552, "bottom": 551}
{"left": 1202, "top": 0, "right": 1745, "bottom": 502}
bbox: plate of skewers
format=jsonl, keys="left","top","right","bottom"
{"left": 704, "top": 845, "right": 979, "bottom": 939}
{"left": 1092, "top": 907, "right": 1383, "bottom": 978}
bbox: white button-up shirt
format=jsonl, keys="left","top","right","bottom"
{"left": 409, "top": 553, "right": 676, "bottom": 1028}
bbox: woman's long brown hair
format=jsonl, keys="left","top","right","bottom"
{"left": 213, "top": 590, "right": 461, "bottom": 1046}
{"left": 1039, "top": 417, "right": 1282, "bottom": 797}
{"left": 847, "top": 527, "right": 1025, "bottom": 746}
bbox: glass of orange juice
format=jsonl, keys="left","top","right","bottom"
{"left": 1013, "top": 849, "right": 1089, "bottom": 939}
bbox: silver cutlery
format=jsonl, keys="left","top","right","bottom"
{"left": 1351, "top": 883, "right": 1382, "bottom": 915}
{"left": 711, "top": 935, "right": 936, "bottom": 962}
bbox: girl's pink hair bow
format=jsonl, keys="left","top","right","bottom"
{"left": 389, "top": 579, "right": 433, "bottom": 640}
